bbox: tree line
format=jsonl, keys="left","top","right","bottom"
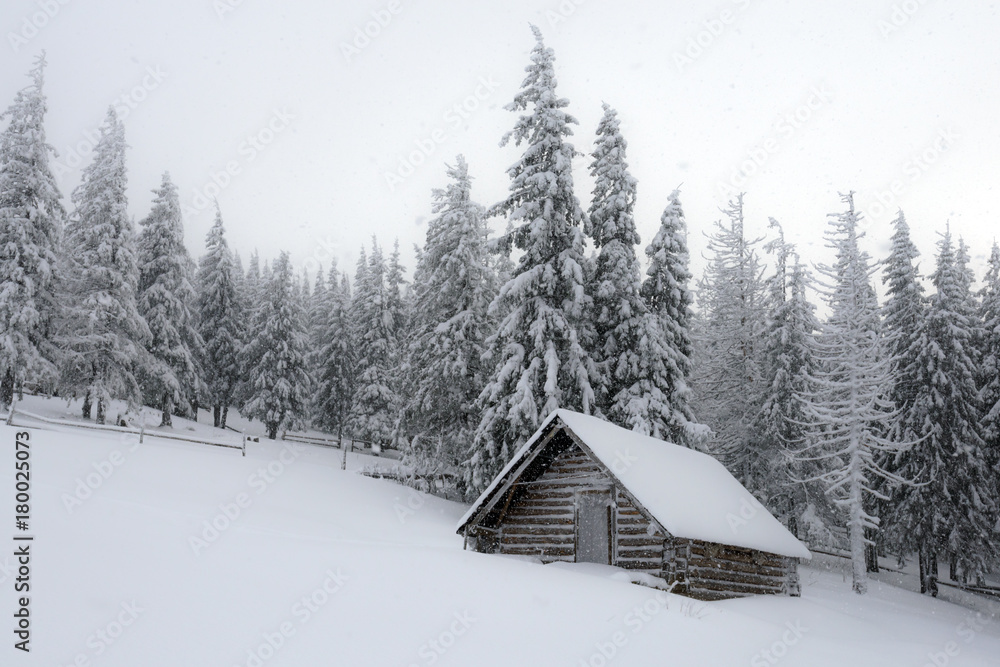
{"left": 1, "top": 32, "right": 997, "bottom": 597}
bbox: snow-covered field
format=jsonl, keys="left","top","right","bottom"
{"left": 2, "top": 405, "right": 999, "bottom": 666}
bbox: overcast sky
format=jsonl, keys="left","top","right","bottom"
{"left": 3, "top": 0, "right": 997, "bottom": 290}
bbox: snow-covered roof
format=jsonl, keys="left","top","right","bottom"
{"left": 458, "top": 409, "right": 811, "bottom": 560}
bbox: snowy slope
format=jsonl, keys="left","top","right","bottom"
{"left": 1, "top": 421, "right": 998, "bottom": 666}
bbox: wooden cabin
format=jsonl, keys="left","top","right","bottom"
{"left": 457, "top": 410, "right": 810, "bottom": 601}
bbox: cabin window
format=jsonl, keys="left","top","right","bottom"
{"left": 575, "top": 491, "right": 611, "bottom": 564}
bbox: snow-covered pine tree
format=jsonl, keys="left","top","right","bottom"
{"left": 386, "top": 239, "right": 410, "bottom": 446}
{"left": 584, "top": 103, "right": 649, "bottom": 430}
{"left": 404, "top": 156, "right": 497, "bottom": 494}
{"left": 875, "top": 210, "right": 929, "bottom": 568}
{"left": 885, "top": 229, "right": 997, "bottom": 590}
{"left": 795, "top": 192, "right": 904, "bottom": 595}
{"left": 309, "top": 265, "right": 328, "bottom": 352}
{"left": 314, "top": 263, "right": 354, "bottom": 438}
{"left": 240, "top": 252, "right": 311, "bottom": 439}
{"left": 978, "top": 242, "right": 1000, "bottom": 540}
{"left": 234, "top": 250, "right": 262, "bottom": 409}
{"left": 347, "top": 240, "right": 400, "bottom": 447}
{"left": 639, "top": 188, "right": 699, "bottom": 445}
{"left": 754, "top": 220, "right": 821, "bottom": 535}
{"left": 59, "top": 108, "right": 150, "bottom": 424}
{"left": 136, "top": 172, "right": 203, "bottom": 426}
{"left": 0, "top": 53, "right": 65, "bottom": 404}
{"left": 691, "top": 194, "right": 767, "bottom": 488}
{"left": 882, "top": 211, "right": 927, "bottom": 421}
{"left": 195, "top": 202, "right": 242, "bottom": 428}
{"left": 469, "top": 26, "right": 597, "bottom": 494}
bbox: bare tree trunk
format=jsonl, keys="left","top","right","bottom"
{"left": 949, "top": 553, "right": 958, "bottom": 581}
{"left": 919, "top": 548, "right": 927, "bottom": 594}
{"left": 160, "top": 394, "right": 173, "bottom": 427}
{"left": 865, "top": 525, "right": 879, "bottom": 573}
{"left": 0, "top": 368, "right": 15, "bottom": 408}
{"left": 221, "top": 405, "right": 229, "bottom": 429}
{"left": 82, "top": 391, "right": 92, "bottom": 420}
{"left": 96, "top": 397, "right": 106, "bottom": 425}
{"left": 213, "top": 405, "right": 221, "bottom": 428}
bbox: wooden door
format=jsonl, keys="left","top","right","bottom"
{"left": 576, "top": 491, "right": 611, "bottom": 564}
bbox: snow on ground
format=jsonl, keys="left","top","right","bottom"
{"left": 1, "top": 411, "right": 998, "bottom": 666}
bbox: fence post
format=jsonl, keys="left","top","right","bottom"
{"left": 139, "top": 422, "right": 145, "bottom": 443}
{"left": 241, "top": 432, "right": 246, "bottom": 457}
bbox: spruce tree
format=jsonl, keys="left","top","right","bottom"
{"left": 136, "top": 172, "right": 203, "bottom": 426}
{"left": 404, "top": 156, "right": 497, "bottom": 492}
{"left": 347, "top": 240, "right": 399, "bottom": 447}
{"left": 796, "top": 192, "right": 903, "bottom": 595}
{"left": 639, "top": 189, "right": 698, "bottom": 444}
{"left": 755, "top": 220, "right": 821, "bottom": 533}
{"left": 195, "top": 203, "right": 242, "bottom": 428}
{"left": 882, "top": 211, "right": 927, "bottom": 419}
{"left": 315, "top": 264, "right": 354, "bottom": 439}
{"left": 691, "top": 194, "right": 767, "bottom": 488}
{"left": 240, "top": 252, "right": 311, "bottom": 439}
{"left": 585, "top": 103, "right": 649, "bottom": 431}
{"left": 0, "top": 53, "right": 64, "bottom": 404}
{"left": 977, "top": 243, "right": 1000, "bottom": 567}
{"left": 886, "top": 230, "right": 997, "bottom": 589}
{"left": 59, "top": 108, "right": 150, "bottom": 424}
{"left": 470, "top": 26, "right": 596, "bottom": 494}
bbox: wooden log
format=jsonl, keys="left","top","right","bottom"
{"left": 501, "top": 525, "right": 574, "bottom": 536}
{"left": 501, "top": 546, "right": 574, "bottom": 557}
{"left": 502, "top": 536, "right": 574, "bottom": 548}
{"left": 616, "top": 537, "right": 664, "bottom": 548}
{"left": 502, "top": 516, "right": 574, "bottom": 526}
{"left": 688, "top": 566, "right": 788, "bottom": 588}
{"left": 689, "top": 543, "right": 785, "bottom": 569}
{"left": 691, "top": 561, "right": 789, "bottom": 580}
{"left": 687, "top": 576, "right": 786, "bottom": 595}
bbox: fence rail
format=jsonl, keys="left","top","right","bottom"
{"left": 810, "top": 547, "right": 1000, "bottom": 599}
{"left": 8, "top": 405, "right": 248, "bottom": 456}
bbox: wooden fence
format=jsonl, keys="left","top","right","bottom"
{"left": 7, "top": 402, "right": 250, "bottom": 456}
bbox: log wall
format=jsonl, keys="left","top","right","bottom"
{"left": 612, "top": 488, "right": 665, "bottom": 575}
{"left": 667, "top": 537, "right": 800, "bottom": 601}
{"left": 498, "top": 443, "right": 610, "bottom": 561}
